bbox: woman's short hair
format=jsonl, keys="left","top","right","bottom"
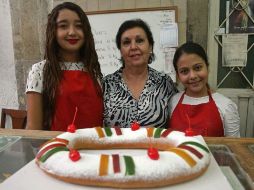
{"left": 115, "top": 19, "right": 155, "bottom": 64}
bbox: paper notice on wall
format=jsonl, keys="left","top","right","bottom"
{"left": 160, "top": 23, "right": 178, "bottom": 48}
{"left": 222, "top": 34, "right": 248, "bottom": 67}
{"left": 163, "top": 48, "right": 176, "bottom": 82}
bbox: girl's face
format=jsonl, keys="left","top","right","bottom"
{"left": 176, "top": 53, "right": 209, "bottom": 97}
{"left": 56, "top": 9, "right": 84, "bottom": 61}
{"left": 120, "top": 27, "right": 152, "bottom": 68}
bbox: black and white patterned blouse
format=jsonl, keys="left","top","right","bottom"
{"left": 103, "top": 67, "right": 177, "bottom": 128}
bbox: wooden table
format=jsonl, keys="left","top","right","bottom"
{"left": 1, "top": 128, "right": 254, "bottom": 183}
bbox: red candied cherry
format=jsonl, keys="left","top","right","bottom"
{"left": 69, "top": 149, "right": 81, "bottom": 161}
{"left": 131, "top": 122, "right": 140, "bottom": 131}
{"left": 67, "top": 124, "right": 76, "bottom": 133}
{"left": 147, "top": 147, "right": 160, "bottom": 160}
{"left": 185, "top": 128, "right": 194, "bottom": 136}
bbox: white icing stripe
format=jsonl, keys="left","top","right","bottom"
{"left": 37, "top": 141, "right": 67, "bottom": 156}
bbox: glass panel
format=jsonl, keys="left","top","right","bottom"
{"left": 0, "top": 136, "right": 21, "bottom": 153}
{"left": 248, "top": 144, "right": 254, "bottom": 153}
{"left": 209, "top": 144, "right": 254, "bottom": 190}
{"left": 0, "top": 137, "right": 48, "bottom": 183}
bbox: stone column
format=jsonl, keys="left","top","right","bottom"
{"left": 8, "top": 0, "right": 51, "bottom": 109}
{"left": 0, "top": 0, "right": 19, "bottom": 111}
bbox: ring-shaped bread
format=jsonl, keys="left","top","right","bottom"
{"left": 36, "top": 127, "right": 210, "bottom": 188}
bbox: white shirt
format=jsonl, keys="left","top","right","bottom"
{"left": 169, "top": 92, "right": 240, "bottom": 137}
{"left": 26, "top": 60, "right": 86, "bottom": 93}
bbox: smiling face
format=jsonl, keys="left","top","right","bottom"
{"left": 56, "top": 8, "right": 84, "bottom": 61}
{"left": 176, "top": 53, "right": 209, "bottom": 97}
{"left": 120, "top": 27, "right": 152, "bottom": 68}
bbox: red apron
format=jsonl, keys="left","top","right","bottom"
{"left": 51, "top": 70, "right": 103, "bottom": 131}
{"left": 169, "top": 92, "right": 224, "bottom": 137}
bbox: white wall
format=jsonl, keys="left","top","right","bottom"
{"left": 0, "top": 0, "right": 18, "bottom": 111}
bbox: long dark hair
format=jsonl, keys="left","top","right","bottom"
{"left": 42, "top": 2, "right": 102, "bottom": 130}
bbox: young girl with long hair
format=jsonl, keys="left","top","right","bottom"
{"left": 26, "top": 2, "right": 103, "bottom": 131}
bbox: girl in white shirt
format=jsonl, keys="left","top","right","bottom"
{"left": 26, "top": 2, "right": 103, "bottom": 131}
{"left": 168, "top": 42, "right": 240, "bottom": 137}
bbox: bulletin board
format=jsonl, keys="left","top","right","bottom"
{"left": 87, "top": 7, "right": 178, "bottom": 80}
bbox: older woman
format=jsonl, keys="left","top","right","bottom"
{"left": 103, "top": 19, "right": 177, "bottom": 128}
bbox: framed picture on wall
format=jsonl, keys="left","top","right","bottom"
{"left": 229, "top": 0, "right": 254, "bottom": 33}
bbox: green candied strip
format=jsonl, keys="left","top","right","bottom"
{"left": 104, "top": 127, "right": 112, "bottom": 137}
{"left": 40, "top": 147, "right": 69, "bottom": 163}
{"left": 154, "top": 128, "right": 164, "bottom": 138}
{"left": 123, "top": 155, "right": 135, "bottom": 175}
{"left": 180, "top": 141, "right": 210, "bottom": 153}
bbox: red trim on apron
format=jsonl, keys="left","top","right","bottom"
{"left": 169, "top": 91, "right": 224, "bottom": 137}
{"left": 51, "top": 70, "right": 103, "bottom": 131}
